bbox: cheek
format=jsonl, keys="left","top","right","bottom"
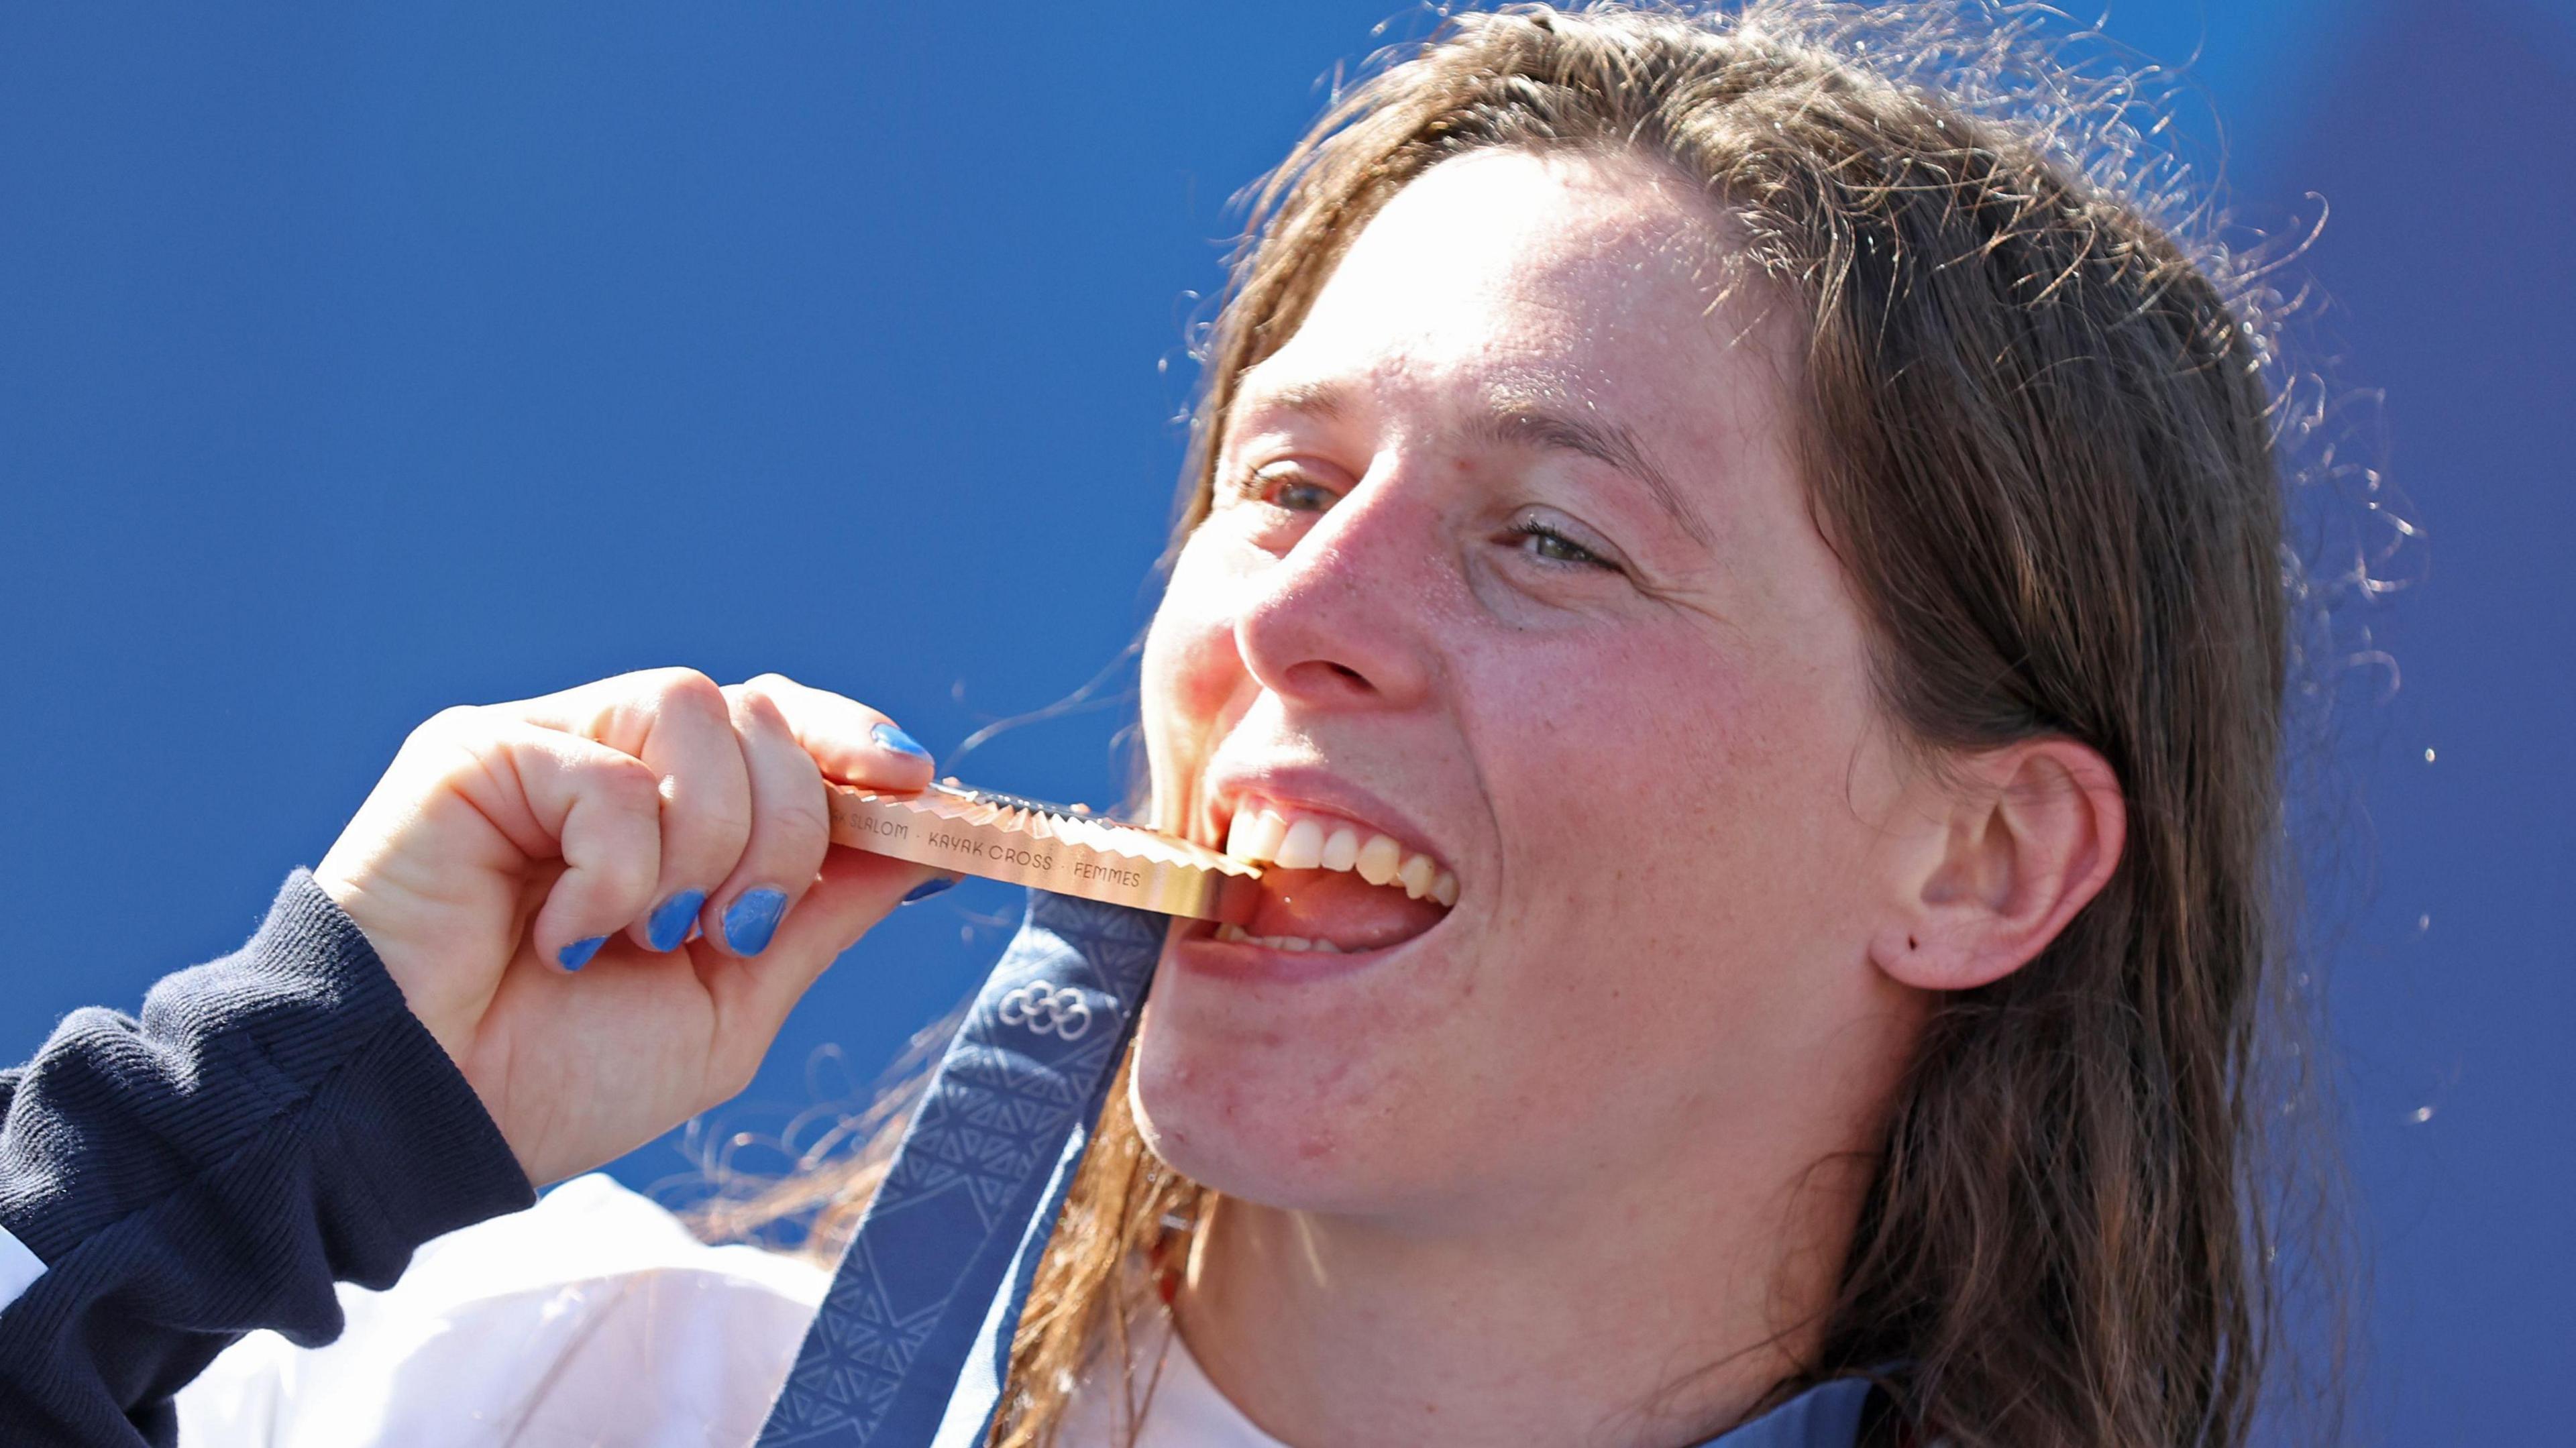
{"left": 1499, "top": 617, "right": 1870, "bottom": 854}
{"left": 1479, "top": 627, "right": 1773, "bottom": 850}
{"left": 1141, "top": 537, "right": 1252, "bottom": 802}
{"left": 1472, "top": 626, "right": 1880, "bottom": 1036}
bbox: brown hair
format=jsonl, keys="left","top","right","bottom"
{"left": 717, "top": 5, "right": 2335, "bottom": 1444}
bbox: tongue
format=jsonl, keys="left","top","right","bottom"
{"left": 1245, "top": 867, "right": 1448, "bottom": 952}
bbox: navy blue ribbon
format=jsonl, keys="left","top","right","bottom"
{"left": 757, "top": 889, "right": 1165, "bottom": 1447}
{"left": 757, "top": 885, "right": 1876, "bottom": 1447}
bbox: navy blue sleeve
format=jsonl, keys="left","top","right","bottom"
{"left": 0, "top": 870, "right": 538, "bottom": 1447}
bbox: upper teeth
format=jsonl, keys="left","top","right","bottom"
{"left": 1224, "top": 807, "right": 1458, "bottom": 907}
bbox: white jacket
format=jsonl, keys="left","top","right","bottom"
{"left": 175, "top": 1174, "right": 1277, "bottom": 1448}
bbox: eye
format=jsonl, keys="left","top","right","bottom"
{"left": 1236, "top": 459, "right": 1341, "bottom": 514}
{"left": 1505, "top": 515, "right": 1621, "bottom": 572}
{"left": 1254, "top": 462, "right": 1336, "bottom": 512}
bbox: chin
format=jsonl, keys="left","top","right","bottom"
{"left": 1118, "top": 778, "right": 1487, "bottom": 1207}
{"left": 1125, "top": 967, "right": 1453, "bottom": 1213}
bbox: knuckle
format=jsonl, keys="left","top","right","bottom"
{"left": 408, "top": 704, "right": 482, "bottom": 747}
{"left": 596, "top": 754, "right": 665, "bottom": 813}
{"left": 730, "top": 683, "right": 790, "bottom": 733}
{"left": 647, "top": 667, "right": 729, "bottom": 718}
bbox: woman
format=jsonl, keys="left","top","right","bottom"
{"left": 0, "top": 4, "right": 2318, "bottom": 1445}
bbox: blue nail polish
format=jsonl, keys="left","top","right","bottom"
{"left": 872, "top": 722, "right": 931, "bottom": 761}
{"left": 647, "top": 890, "right": 706, "bottom": 952}
{"left": 559, "top": 936, "right": 607, "bottom": 971}
{"left": 723, "top": 888, "right": 789, "bottom": 956}
{"left": 902, "top": 875, "right": 959, "bottom": 904}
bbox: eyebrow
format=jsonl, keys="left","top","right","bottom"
{"left": 1466, "top": 403, "right": 1713, "bottom": 547}
{"left": 1235, "top": 378, "right": 1714, "bottom": 547}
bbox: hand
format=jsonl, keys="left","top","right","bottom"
{"left": 315, "top": 668, "right": 947, "bottom": 1185}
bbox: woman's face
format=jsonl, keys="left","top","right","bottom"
{"left": 1136, "top": 148, "right": 1921, "bottom": 1217}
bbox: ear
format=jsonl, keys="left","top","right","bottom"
{"left": 1870, "top": 738, "right": 2126, "bottom": 992}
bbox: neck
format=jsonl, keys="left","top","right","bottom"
{"left": 1170, "top": 1127, "right": 1877, "bottom": 1448}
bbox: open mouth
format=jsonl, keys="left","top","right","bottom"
{"left": 1208, "top": 797, "right": 1458, "bottom": 954}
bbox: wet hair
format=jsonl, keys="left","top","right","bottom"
{"left": 713, "top": 5, "right": 2341, "bottom": 1444}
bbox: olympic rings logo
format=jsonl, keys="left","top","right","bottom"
{"left": 998, "top": 980, "right": 1093, "bottom": 1041}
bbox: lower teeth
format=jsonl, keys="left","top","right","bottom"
{"left": 1214, "top": 923, "right": 1341, "bottom": 953}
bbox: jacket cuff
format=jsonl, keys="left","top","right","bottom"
{"left": 252, "top": 871, "right": 539, "bottom": 1278}
{"left": 2, "top": 869, "right": 535, "bottom": 1270}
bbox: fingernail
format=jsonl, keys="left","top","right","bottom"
{"left": 872, "top": 722, "right": 931, "bottom": 762}
{"left": 723, "top": 888, "right": 789, "bottom": 956}
{"left": 559, "top": 936, "right": 607, "bottom": 971}
{"left": 647, "top": 890, "right": 706, "bottom": 952}
{"left": 902, "top": 875, "right": 959, "bottom": 905}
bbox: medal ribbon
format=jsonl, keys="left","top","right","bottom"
{"left": 756, "top": 889, "right": 1165, "bottom": 1447}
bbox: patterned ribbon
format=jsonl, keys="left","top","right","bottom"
{"left": 756, "top": 889, "right": 1166, "bottom": 1447}
{"left": 755, "top": 886, "right": 1878, "bottom": 1448}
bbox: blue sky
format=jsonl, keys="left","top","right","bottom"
{"left": 2, "top": 3, "right": 2565, "bottom": 1439}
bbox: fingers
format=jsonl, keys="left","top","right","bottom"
{"left": 735, "top": 672, "right": 936, "bottom": 792}
{"left": 496, "top": 667, "right": 936, "bottom": 965}
{"left": 482, "top": 720, "right": 667, "bottom": 969}
{"left": 508, "top": 669, "right": 753, "bottom": 955}
{"left": 704, "top": 682, "right": 835, "bottom": 958}
{"left": 702, "top": 847, "right": 951, "bottom": 1089}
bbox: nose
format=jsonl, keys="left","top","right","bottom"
{"left": 1232, "top": 474, "right": 1442, "bottom": 714}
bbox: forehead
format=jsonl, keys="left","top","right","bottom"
{"left": 1236, "top": 148, "right": 1794, "bottom": 494}
{"left": 1250, "top": 148, "right": 1764, "bottom": 411}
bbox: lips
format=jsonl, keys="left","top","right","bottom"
{"left": 1210, "top": 796, "right": 1456, "bottom": 954}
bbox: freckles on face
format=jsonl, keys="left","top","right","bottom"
{"left": 1456, "top": 582, "right": 1876, "bottom": 1108}
{"left": 1131, "top": 148, "right": 1897, "bottom": 1213}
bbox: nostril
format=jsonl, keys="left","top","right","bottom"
{"left": 1277, "top": 658, "right": 1378, "bottom": 700}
